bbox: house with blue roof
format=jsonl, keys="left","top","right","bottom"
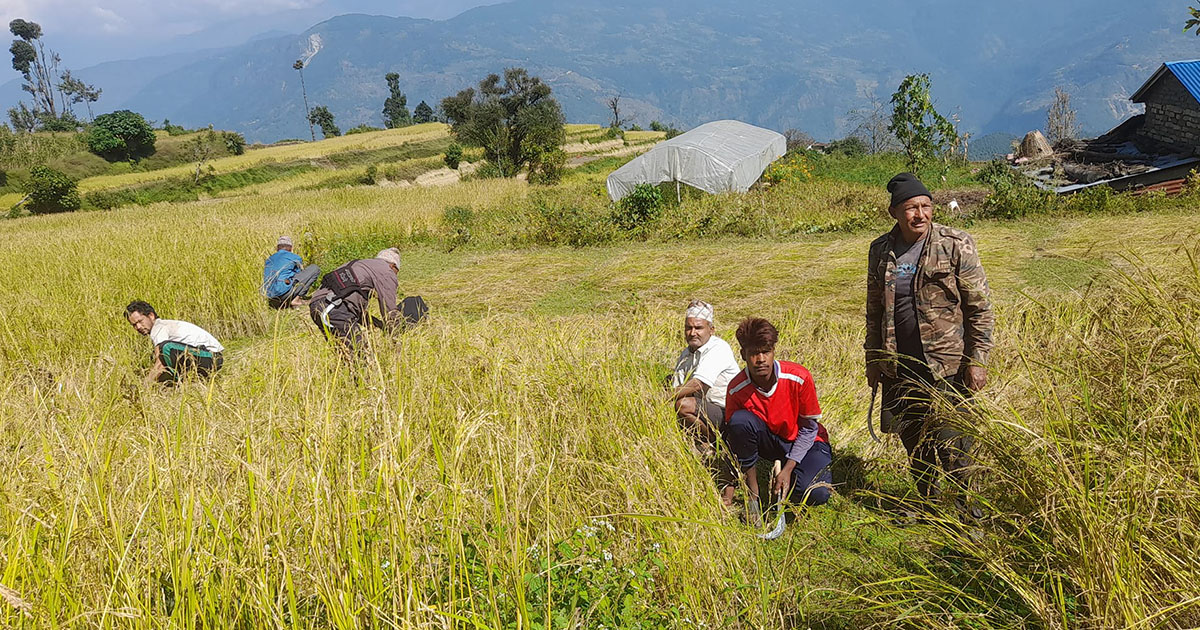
{"left": 1131, "top": 60, "right": 1200, "bottom": 154}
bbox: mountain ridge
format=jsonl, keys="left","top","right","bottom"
{"left": 2, "top": 0, "right": 1192, "bottom": 143}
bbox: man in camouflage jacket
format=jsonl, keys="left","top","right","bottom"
{"left": 865, "top": 173, "right": 994, "bottom": 501}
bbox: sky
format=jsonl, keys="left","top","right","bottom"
{"left": 0, "top": 0, "right": 498, "bottom": 68}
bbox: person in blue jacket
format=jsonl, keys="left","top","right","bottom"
{"left": 262, "top": 235, "right": 320, "bottom": 309}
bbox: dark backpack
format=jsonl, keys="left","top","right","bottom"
{"left": 400, "top": 295, "right": 429, "bottom": 326}
{"left": 319, "top": 260, "right": 370, "bottom": 301}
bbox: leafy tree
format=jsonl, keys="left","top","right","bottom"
{"left": 8, "top": 102, "right": 36, "bottom": 133}
{"left": 444, "top": 142, "right": 463, "bottom": 169}
{"left": 26, "top": 165, "right": 80, "bottom": 214}
{"left": 413, "top": 100, "right": 435, "bottom": 124}
{"left": 222, "top": 131, "right": 246, "bottom": 155}
{"left": 308, "top": 105, "right": 340, "bottom": 138}
{"left": 827, "top": 136, "right": 867, "bottom": 157}
{"left": 293, "top": 59, "right": 315, "bottom": 141}
{"left": 186, "top": 127, "right": 219, "bottom": 184}
{"left": 440, "top": 68, "right": 565, "bottom": 177}
{"left": 8, "top": 19, "right": 60, "bottom": 119}
{"left": 889, "top": 73, "right": 960, "bottom": 174}
{"left": 649, "top": 120, "right": 682, "bottom": 138}
{"left": 1187, "top": 6, "right": 1200, "bottom": 34}
{"left": 1046, "top": 86, "right": 1079, "bottom": 146}
{"left": 37, "top": 110, "right": 79, "bottom": 132}
{"left": 86, "top": 109, "right": 156, "bottom": 161}
{"left": 57, "top": 70, "right": 101, "bottom": 120}
{"left": 382, "top": 72, "right": 412, "bottom": 128}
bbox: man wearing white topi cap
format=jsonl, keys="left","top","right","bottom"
{"left": 309, "top": 247, "right": 405, "bottom": 351}
{"left": 670, "top": 300, "right": 740, "bottom": 481}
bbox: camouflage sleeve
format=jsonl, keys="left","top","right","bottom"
{"left": 864, "top": 243, "right": 885, "bottom": 364}
{"left": 956, "top": 234, "right": 994, "bottom": 367}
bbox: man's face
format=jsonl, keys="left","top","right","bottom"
{"left": 890, "top": 195, "right": 933, "bottom": 243}
{"left": 684, "top": 317, "right": 713, "bottom": 351}
{"left": 741, "top": 345, "right": 775, "bottom": 382}
{"left": 127, "top": 311, "right": 155, "bottom": 336}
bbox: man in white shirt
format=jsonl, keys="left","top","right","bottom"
{"left": 670, "top": 300, "right": 740, "bottom": 462}
{"left": 125, "top": 300, "right": 225, "bottom": 385}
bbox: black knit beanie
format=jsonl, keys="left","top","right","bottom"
{"left": 887, "top": 172, "right": 932, "bottom": 207}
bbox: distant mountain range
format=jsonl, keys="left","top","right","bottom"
{"left": 2, "top": 0, "right": 1195, "bottom": 143}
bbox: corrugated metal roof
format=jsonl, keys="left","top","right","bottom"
{"left": 1131, "top": 59, "right": 1200, "bottom": 104}
{"left": 1166, "top": 60, "right": 1200, "bottom": 104}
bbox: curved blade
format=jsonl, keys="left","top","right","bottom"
{"left": 758, "top": 460, "right": 786, "bottom": 540}
{"left": 758, "top": 509, "right": 786, "bottom": 540}
{"left": 867, "top": 382, "right": 881, "bottom": 444}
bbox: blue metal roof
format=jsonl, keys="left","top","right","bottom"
{"left": 1131, "top": 59, "right": 1200, "bottom": 104}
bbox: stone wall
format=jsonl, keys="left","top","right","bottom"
{"left": 1138, "top": 72, "right": 1200, "bottom": 154}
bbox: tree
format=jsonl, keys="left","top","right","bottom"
{"left": 607, "top": 93, "right": 630, "bottom": 130}
{"left": 382, "top": 72, "right": 412, "bottom": 128}
{"left": 188, "top": 127, "right": 219, "bottom": 184}
{"left": 8, "top": 19, "right": 61, "bottom": 119}
{"left": 26, "top": 165, "right": 80, "bottom": 214}
{"left": 1045, "top": 86, "right": 1079, "bottom": 146}
{"left": 413, "top": 100, "right": 434, "bottom": 124}
{"left": 846, "top": 92, "right": 899, "bottom": 154}
{"left": 440, "top": 67, "right": 565, "bottom": 177}
{"left": 783, "top": 128, "right": 814, "bottom": 152}
{"left": 86, "top": 109, "right": 156, "bottom": 161}
{"left": 57, "top": 70, "right": 101, "bottom": 120}
{"left": 308, "top": 105, "right": 340, "bottom": 138}
{"left": 1186, "top": 6, "right": 1200, "bottom": 34}
{"left": 293, "top": 59, "right": 315, "bottom": 142}
{"left": 8, "top": 102, "right": 36, "bottom": 133}
{"left": 889, "top": 73, "right": 961, "bottom": 174}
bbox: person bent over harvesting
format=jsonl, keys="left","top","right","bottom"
{"left": 263, "top": 235, "right": 320, "bottom": 309}
{"left": 865, "top": 173, "right": 994, "bottom": 510}
{"left": 309, "top": 248, "right": 404, "bottom": 352}
{"left": 125, "top": 300, "right": 224, "bottom": 385}
{"left": 722, "top": 317, "right": 833, "bottom": 514}
{"left": 669, "top": 300, "right": 739, "bottom": 482}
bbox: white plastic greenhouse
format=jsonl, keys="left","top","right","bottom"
{"left": 606, "top": 120, "right": 786, "bottom": 202}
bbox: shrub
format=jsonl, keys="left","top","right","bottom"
{"left": 764, "top": 152, "right": 813, "bottom": 185}
{"left": 222, "top": 131, "right": 246, "bottom": 155}
{"left": 443, "top": 205, "right": 474, "bottom": 248}
{"left": 26, "top": 165, "right": 81, "bottom": 214}
{"left": 531, "top": 189, "right": 615, "bottom": 247}
{"left": 443, "top": 142, "right": 463, "bottom": 170}
{"left": 827, "top": 136, "right": 867, "bottom": 157}
{"left": 345, "top": 124, "right": 383, "bottom": 135}
{"left": 363, "top": 164, "right": 379, "bottom": 185}
{"left": 528, "top": 147, "right": 566, "bottom": 186}
{"left": 86, "top": 110, "right": 156, "bottom": 161}
{"left": 977, "top": 160, "right": 1057, "bottom": 219}
{"left": 612, "top": 183, "right": 664, "bottom": 230}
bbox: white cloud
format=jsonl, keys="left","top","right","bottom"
{"left": 90, "top": 6, "right": 126, "bottom": 34}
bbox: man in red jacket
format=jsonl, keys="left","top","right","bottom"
{"left": 721, "top": 317, "right": 833, "bottom": 509}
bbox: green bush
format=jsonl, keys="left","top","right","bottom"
{"left": 977, "top": 160, "right": 1057, "bottom": 219}
{"left": 444, "top": 142, "right": 463, "bottom": 170}
{"left": 345, "top": 124, "right": 383, "bottom": 135}
{"left": 531, "top": 190, "right": 615, "bottom": 248}
{"left": 528, "top": 147, "right": 566, "bottom": 186}
{"left": 26, "top": 165, "right": 81, "bottom": 214}
{"left": 827, "top": 136, "right": 867, "bottom": 157}
{"left": 86, "top": 110, "right": 156, "bottom": 161}
{"left": 443, "top": 205, "right": 474, "bottom": 248}
{"left": 222, "top": 131, "right": 246, "bottom": 155}
{"left": 612, "top": 183, "right": 665, "bottom": 230}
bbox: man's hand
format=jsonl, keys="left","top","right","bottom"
{"left": 963, "top": 365, "right": 988, "bottom": 392}
{"left": 772, "top": 460, "right": 796, "bottom": 498}
{"left": 866, "top": 363, "right": 882, "bottom": 388}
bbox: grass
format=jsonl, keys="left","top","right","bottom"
{"left": 2, "top": 145, "right": 1200, "bottom": 627}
